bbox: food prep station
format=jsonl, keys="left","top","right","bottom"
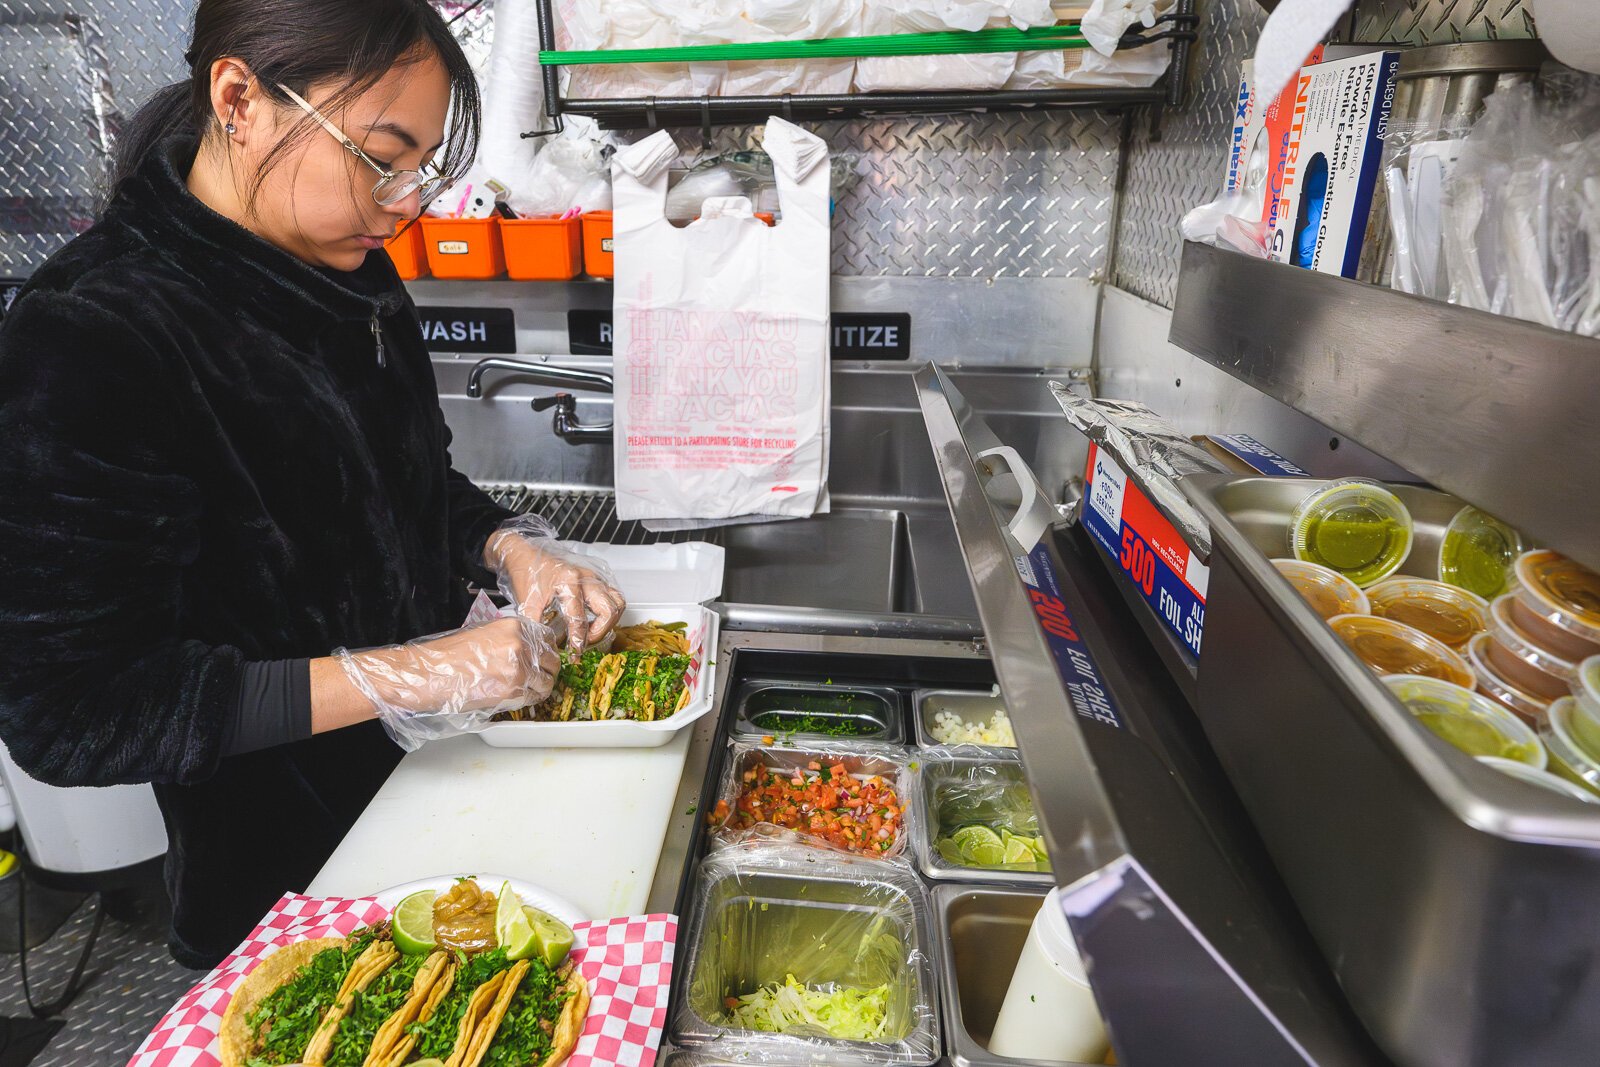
{"left": 8, "top": 2, "right": 1600, "bottom": 1065}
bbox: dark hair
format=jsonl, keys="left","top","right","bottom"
{"left": 111, "top": 0, "right": 479, "bottom": 205}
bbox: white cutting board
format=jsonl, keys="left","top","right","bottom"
{"left": 306, "top": 731, "right": 691, "bottom": 919}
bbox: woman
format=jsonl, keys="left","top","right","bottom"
{"left": 0, "top": 0, "right": 622, "bottom": 968}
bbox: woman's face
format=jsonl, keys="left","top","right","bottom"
{"left": 242, "top": 51, "right": 451, "bottom": 271}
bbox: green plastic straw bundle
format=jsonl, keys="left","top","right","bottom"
{"left": 539, "top": 24, "right": 1091, "bottom": 67}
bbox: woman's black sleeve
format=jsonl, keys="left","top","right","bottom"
{"left": 0, "top": 288, "right": 243, "bottom": 787}
{"left": 222, "top": 658, "right": 314, "bottom": 756}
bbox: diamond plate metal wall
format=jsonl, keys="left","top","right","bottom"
{"left": 704, "top": 112, "right": 1121, "bottom": 278}
{"left": 1110, "top": 0, "right": 1538, "bottom": 307}
{"left": 0, "top": 0, "right": 187, "bottom": 277}
{"left": 1109, "top": 0, "right": 1264, "bottom": 306}
{"left": 1, "top": 0, "right": 1120, "bottom": 282}
{"left": 1343, "top": 0, "right": 1536, "bottom": 44}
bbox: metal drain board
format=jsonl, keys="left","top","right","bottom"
{"left": 480, "top": 484, "right": 724, "bottom": 546}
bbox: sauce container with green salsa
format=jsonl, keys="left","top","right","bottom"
{"left": 1368, "top": 578, "right": 1487, "bottom": 650}
{"left": 1438, "top": 506, "right": 1523, "bottom": 599}
{"left": 1384, "top": 675, "right": 1546, "bottom": 767}
{"left": 1290, "top": 479, "right": 1414, "bottom": 588}
{"left": 1538, "top": 698, "right": 1600, "bottom": 797}
{"left": 1565, "top": 656, "right": 1600, "bottom": 756}
{"left": 1329, "top": 614, "right": 1475, "bottom": 688}
{"left": 1475, "top": 756, "right": 1600, "bottom": 805}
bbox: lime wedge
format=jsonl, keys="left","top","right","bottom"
{"left": 392, "top": 889, "right": 438, "bottom": 955}
{"left": 1002, "top": 837, "right": 1035, "bottom": 865}
{"left": 950, "top": 824, "right": 1005, "bottom": 867}
{"left": 524, "top": 906, "right": 575, "bottom": 969}
{"left": 936, "top": 838, "right": 964, "bottom": 866}
{"left": 494, "top": 881, "right": 537, "bottom": 959}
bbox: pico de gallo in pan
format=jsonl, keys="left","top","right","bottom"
{"left": 710, "top": 759, "right": 905, "bottom": 855}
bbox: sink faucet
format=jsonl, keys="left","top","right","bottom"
{"left": 464, "top": 357, "right": 613, "bottom": 398}
{"left": 464, "top": 358, "right": 614, "bottom": 444}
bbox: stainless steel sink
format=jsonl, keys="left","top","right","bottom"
{"left": 436, "top": 357, "right": 1085, "bottom": 618}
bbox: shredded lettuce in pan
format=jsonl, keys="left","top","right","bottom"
{"left": 724, "top": 975, "right": 890, "bottom": 1041}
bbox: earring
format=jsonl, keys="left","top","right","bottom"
{"left": 225, "top": 122, "right": 236, "bottom": 134}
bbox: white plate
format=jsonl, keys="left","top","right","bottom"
{"left": 478, "top": 604, "right": 721, "bottom": 749}
{"left": 371, "top": 872, "right": 589, "bottom": 927}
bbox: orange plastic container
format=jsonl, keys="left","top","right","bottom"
{"left": 499, "top": 215, "right": 583, "bottom": 280}
{"left": 420, "top": 216, "right": 504, "bottom": 279}
{"left": 581, "top": 211, "right": 613, "bottom": 278}
{"left": 384, "top": 224, "right": 429, "bottom": 279}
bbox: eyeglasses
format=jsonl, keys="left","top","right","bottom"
{"left": 274, "top": 82, "right": 450, "bottom": 208}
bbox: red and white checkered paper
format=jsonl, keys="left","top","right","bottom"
{"left": 127, "top": 893, "right": 676, "bottom": 1067}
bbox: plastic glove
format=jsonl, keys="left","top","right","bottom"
{"left": 335, "top": 616, "right": 559, "bottom": 752}
{"left": 484, "top": 515, "right": 626, "bottom": 653}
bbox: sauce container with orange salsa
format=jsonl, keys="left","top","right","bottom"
{"left": 1514, "top": 550, "right": 1600, "bottom": 648}
{"left": 1367, "top": 578, "right": 1487, "bottom": 650}
{"left": 1328, "top": 614, "right": 1475, "bottom": 688}
{"left": 1273, "top": 559, "right": 1371, "bottom": 620}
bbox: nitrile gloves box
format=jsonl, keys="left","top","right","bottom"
{"left": 1078, "top": 443, "right": 1208, "bottom": 659}
{"left": 1268, "top": 50, "right": 1401, "bottom": 277}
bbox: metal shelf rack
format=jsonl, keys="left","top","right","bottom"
{"left": 531, "top": 0, "right": 1196, "bottom": 131}
{"left": 1169, "top": 240, "right": 1600, "bottom": 576}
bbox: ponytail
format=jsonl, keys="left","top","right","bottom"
{"left": 110, "top": 82, "right": 199, "bottom": 193}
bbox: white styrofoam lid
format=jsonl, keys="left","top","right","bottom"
{"left": 568, "top": 541, "right": 725, "bottom": 604}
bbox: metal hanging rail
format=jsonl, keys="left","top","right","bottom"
{"left": 531, "top": 0, "right": 1196, "bottom": 131}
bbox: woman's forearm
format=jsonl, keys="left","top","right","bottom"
{"left": 309, "top": 655, "right": 378, "bottom": 734}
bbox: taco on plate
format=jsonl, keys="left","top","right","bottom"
{"left": 219, "top": 931, "right": 400, "bottom": 1067}
{"left": 458, "top": 957, "right": 589, "bottom": 1067}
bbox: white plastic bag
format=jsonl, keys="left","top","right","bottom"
{"left": 611, "top": 118, "right": 832, "bottom": 524}
{"left": 1006, "top": 0, "right": 1174, "bottom": 88}
{"left": 511, "top": 135, "right": 611, "bottom": 218}
{"left": 855, "top": 0, "right": 1054, "bottom": 91}
{"left": 555, "top": 0, "right": 693, "bottom": 99}
{"left": 657, "top": 0, "right": 864, "bottom": 97}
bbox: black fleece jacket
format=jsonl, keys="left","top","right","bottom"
{"left": 0, "top": 138, "right": 513, "bottom": 967}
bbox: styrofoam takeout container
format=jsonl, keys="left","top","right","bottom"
{"left": 479, "top": 542, "right": 723, "bottom": 749}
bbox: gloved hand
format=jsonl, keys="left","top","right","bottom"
{"left": 335, "top": 616, "right": 559, "bottom": 751}
{"left": 483, "top": 515, "right": 626, "bottom": 653}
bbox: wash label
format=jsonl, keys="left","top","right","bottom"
{"left": 1079, "top": 443, "right": 1208, "bottom": 658}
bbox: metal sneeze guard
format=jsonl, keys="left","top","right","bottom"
{"left": 913, "top": 364, "right": 1385, "bottom": 1064}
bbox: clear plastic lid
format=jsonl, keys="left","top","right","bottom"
{"left": 1328, "top": 614, "right": 1474, "bottom": 687}
{"left": 1538, "top": 698, "right": 1600, "bottom": 798}
{"left": 1367, "top": 578, "right": 1487, "bottom": 650}
{"left": 1475, "top": 756, "right": 1600, "bottom": 805}
{"left": 1384, "top": 675, "right": 1546, "bottom": 767}
{"left": 1438, "top": 506, "right": 1524, "bottom": 599}
{"left": 1490, "top": 595, "right": 1582, "bottom": 682}
{"left": 1272, "top": 559, "right": 1371, "bottom": 620}
{"left": 1290, "top": 479, "right": 1414, "bottom": 588}
{"left": 1514, "top": 550, "right": 1600, "bottom": 644}
{"left": 1572, "top": 656, "right": 1600, "bottom": 713}
{"left": 1465, "top": 631, "right": 1551, "bottom": 723}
